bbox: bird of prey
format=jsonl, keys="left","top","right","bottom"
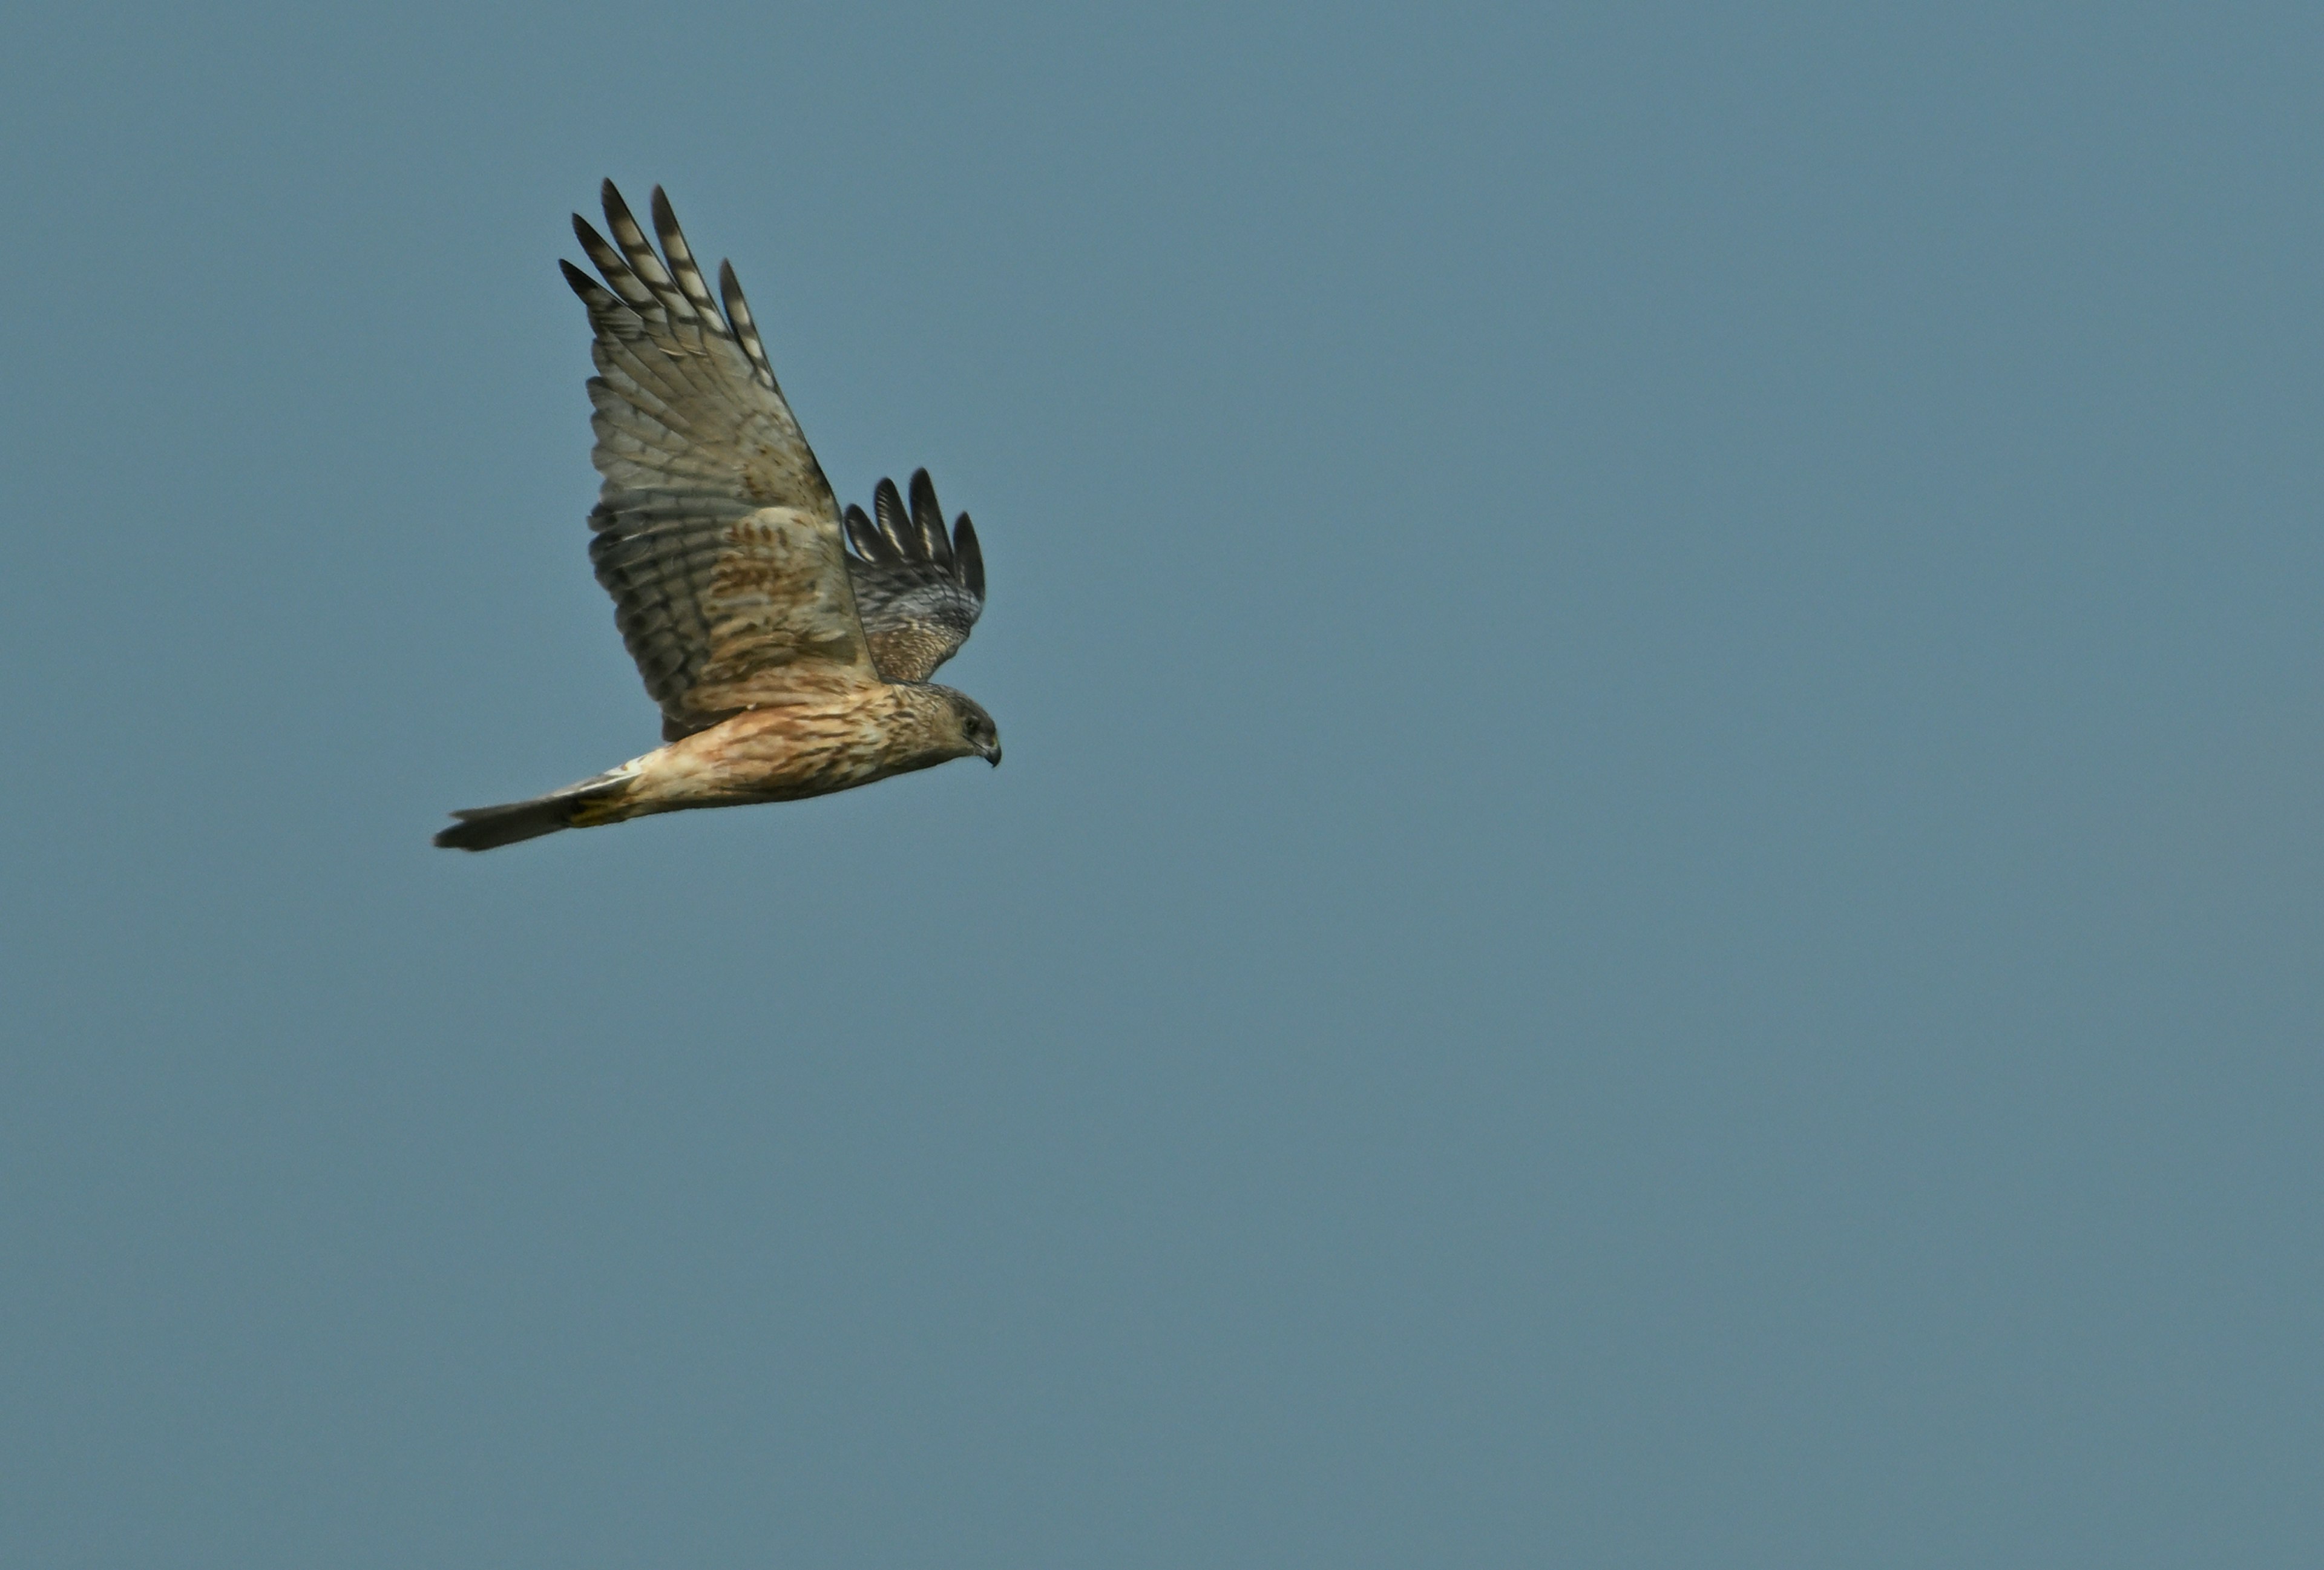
{"left": 435, "top": 182, "right": 997, "bottom": 852}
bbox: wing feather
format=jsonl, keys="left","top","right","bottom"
{"left": 872, "top": 477, "right": 914, "bottom": 558}
{"left": 571, "top": 217, "right": 659, "bottom": 314}
{"left": 600, "top": 182, "right": 701, "bottom": 327}
{"left": 844, "top": 503, "right": 896, "bottom": 563}
{"left": 908, "top": 468, "right": 955, "bottom": 568}
{"left": 719, "top": 260, "right": 779, "bottom": 390}
{"left": 844, "top": 468, "right": 986, "bottom": 683}
{"left": 650, "top": 188, "right": 726, "bottom": 323}
{"left": 564, "top": 182, "right": 869, "bottom": 737}
{"left": 953, "top": 513, "right": 985, "bottom": 600}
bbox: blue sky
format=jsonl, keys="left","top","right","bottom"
{"left": 5, "top": 4, "right": 2321, "bottom": 1565}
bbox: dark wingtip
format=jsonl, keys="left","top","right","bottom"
{"left": 559, "top": 257, "right": 619, "bottom": 310}
{"left": 571, "top": 213, "right": 616, "bottom": 265}
{"left": 600, "top": 180, "right": 643, "bottom": 238}
{"left": 908, "top": 470, "right": 954, "bottom": 568}
{"left": 953, "top": 513, "right": 984, "bottom": 600}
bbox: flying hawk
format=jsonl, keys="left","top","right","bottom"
{"left": 435, "top": 182, "right": 998, "bottom": 852}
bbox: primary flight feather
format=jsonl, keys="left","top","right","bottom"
{"left": 435, "top": 182, "right": 997, "bottom": 852}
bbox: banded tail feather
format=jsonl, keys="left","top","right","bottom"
{"left": 433, "top": 765, "right": 638, "bottom": 852}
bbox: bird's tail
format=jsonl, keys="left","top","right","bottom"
{"left": 432, "top": 764, "right": 638, "bottom": 852}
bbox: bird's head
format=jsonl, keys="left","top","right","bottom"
{"left": 934, "top": 686, "right": 1002, "bottom": 766}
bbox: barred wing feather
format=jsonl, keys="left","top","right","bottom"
{"left": 842, "top": 469, "right": 986, "bottom": 683}
{"left": 564, "top": 182, "right": 872, "bottom": 737}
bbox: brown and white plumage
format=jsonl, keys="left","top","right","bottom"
{"left": 435, "top": 182, "right": 999, "bottom": 852}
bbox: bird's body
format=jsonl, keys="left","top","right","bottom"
{"left": 435, "top": 183, "right": 997, "bottom": 852}
{"left": 594, "top": 677, "right": 989, "bottom": 823}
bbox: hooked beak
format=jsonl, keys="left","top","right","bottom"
{"left": 985, "top": 744, "right": 1002, "bottom": 767}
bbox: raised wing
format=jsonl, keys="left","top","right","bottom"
{"left": 843, "top": 470, "right": 986, "bottom": 683}
{"left": 564, "top": 182, "right": 874, "bottom": 738}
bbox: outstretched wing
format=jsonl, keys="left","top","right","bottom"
{"left": 565, "top": 182, "right": 875, "bottom": 738}
{"left": 842, "top": 469, "right": 986, "bottom": 683}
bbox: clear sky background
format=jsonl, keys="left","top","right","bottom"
{"left": 5, "top": 4, "right": 2320, "bottom": 1566}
